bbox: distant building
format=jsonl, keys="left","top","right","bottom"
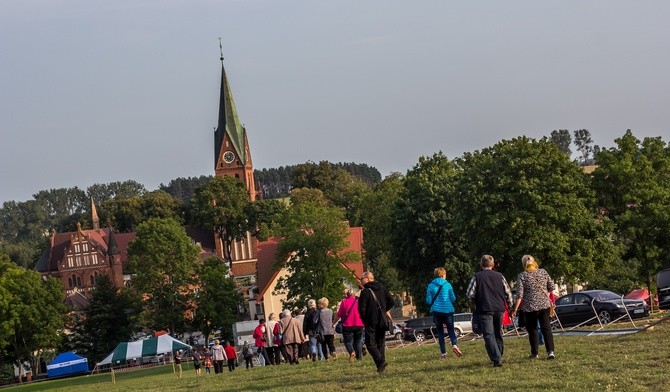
{"left": 35, "top": 198, "right": 132, "bottom": 308}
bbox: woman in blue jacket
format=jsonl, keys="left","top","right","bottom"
{"left": 426, "top": 267, "right": 462, "bottom": 359}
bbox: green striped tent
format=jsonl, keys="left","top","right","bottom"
{"left": 97, "top": 335, "right": 191, "bottom": 366}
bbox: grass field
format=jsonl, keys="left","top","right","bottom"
{"left": 7, "top": 315, "right": 670, "bottom": 392}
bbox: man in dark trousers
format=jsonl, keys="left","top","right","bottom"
{"left": 466, "top": 255, "right": 513, "bottom": 367}
{"left": 358, "top": 271, "right": 394, "bottom": 374}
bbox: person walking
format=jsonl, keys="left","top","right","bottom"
{"left": 210, "top": 339, "right": 226, "bottom": 374}
{"left": 174, "top": 350, "right": 183, "bottom": 378}
{"left": 303, "top": 299, "right": 324, "bottom": 362}
{"left": 242, "top": 341, "right": 254, "bottom": 369}
{"left": 334, "top": 288, "right": 364, "bottom": 363}
{"left": 192, "top": 349, "right": 202, "bottom": 376}
{"left": 204, "top": 352, "right": 213, "bottom": 374}
{"left": 466, "top": 255, "right": 513, "bottom": 367}
{"left": 358, "top": 271, "right": 394, "bottom": 374}
{"left": 280, "top": 309, "right": 306, "bottom": 364}
{"left": 265, "top": 313, "right": 282, "bottom": 365}
{"left": 426, "top": 267, "right": 462, "bottom": 360}
{"left": 253, "top": 319, "right": 271, "bottom": 366}
{"left": 317, "top": 298, "right": 337, "bottom": 361}
{"left": 224, "top": 341, "right": 237, "bottom": 371}
{"left": 511, "top": 255, "right": 556, "bottom": 360}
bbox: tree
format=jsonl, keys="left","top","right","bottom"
{"left": 32, "top": 187, "right": 87, "bottom": 231}
{"left": 591, "top": 130, "right": 670, "bottom": 304}
{"left": 350, "top": 173, "right": 404, "bottom": 292}
{"left": 289, "top": 188, "right": 330, "bottom": 207}
{"left": 391, "top": 153, "right": 472, "bottom": 311}
{"left": 87, "top": 180, "right": 147, "bottom": 203}
{"left": 549, "top": 129, "right": 572, "bottom": 156}
{"left": 81, "top": 275, "right": 139, "bottom": 363}
{"left": 0, "top": 254, "right": 65, "bottom": 381}
{"left": 274, "top": 202, "right": 360, "bottom": 310}
{"left": 246, "top": 199, "right": 287, "bottom": 241}
{"left": 453, "top": 137, "right": 618, "bottom": 284}
{"left": 127, "top": 218, "right": 200, "bottom": 334}
{"left": 188, "top": 177, "right": 252, "bottom": 271}
{"left": 192, "top": 257, "right": 243, "bottom": 345}
{"left": 291, "top": 161, "right": 372, "bottom": 222}
{"left": 574, "top": 129, "right": 594, "bottom": 163}
{"left": 99, "top": 191, "right": 183, "bottom": 233}
{"left": 160, "top": 175, "right": 213, "bottom": 203}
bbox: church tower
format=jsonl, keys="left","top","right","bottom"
{"left": 211, "top": 49, "right": 259, "bottom": 311}
{"left": 214, "top": 52, "right": 258, "bottom": 201}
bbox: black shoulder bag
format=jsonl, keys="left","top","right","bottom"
{"left": 368, "top": 288, "right": 393, "bottom": 333}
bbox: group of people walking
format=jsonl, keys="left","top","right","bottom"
{"left": 248, "top": 271, "right": 393, "bottom": 374}
{"left": 191, "top": 254, "right": 555, "bottom": 377}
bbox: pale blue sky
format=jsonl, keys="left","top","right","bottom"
{"left": 2, "top": 1, "right": 669, "bottom": 203}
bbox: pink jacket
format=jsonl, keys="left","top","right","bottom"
{"left": 336, "top": 295, "right": 364, "bottom": 328}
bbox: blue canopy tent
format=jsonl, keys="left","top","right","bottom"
{"left": 47, "top": 352, "right": 88, "bottom": 378}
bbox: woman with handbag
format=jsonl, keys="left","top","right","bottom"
{"left": 426, "top": 267, "right": 462, "bottom": 360}
{"left": 302, "top": 299, "right": 324, "bottom": 362}
{"left": 333, "top": 288, "right": 364, "bottom": 362}
{"left": 511, "top": 255, "right": 556, "bottom": 360}
{"left": 317, "top": 297, "right": 337, "bottom": 360}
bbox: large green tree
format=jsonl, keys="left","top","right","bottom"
{"left": 87, "top": 180, "right": 147, "bottom": 203}
{"left": 351, "top": 173, "right": 404, "bottom": 292}
{"left": 192, "top": 257, "right": 242, "bottom": 345}
{"left": 188, "top": 177, "right": 252, "bottom": 271}
{"left": 453, "top": 137, "right": 617, "bottom": 284}
{"left": 81, "top": 275, "right": 139, "bottom": 363}
{"left": 292, "top": 161, "right": 371, "bottom": 222}
{"left": 0, "top": 254, "right": 65, "bottom": 379}
{"left": 127, "top": 218, "right": 200, "bottom": 334}
{"left": 274, "top": 201, "right": 360, "bottom": 310}
{"left": 591, "top": 130, "right": 670, "bottom": 300}
{"left": 100, "top": 190, "right": 183, "bottom": 233}
{"left": 391, "top": 153, "right": 472, "bottom": 312}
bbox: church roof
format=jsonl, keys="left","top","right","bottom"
{"left": 214, "top": 61, "right": 247, "bottom": 166}
{"left": 35, "top": 227, "right": 135, "bottom": 273}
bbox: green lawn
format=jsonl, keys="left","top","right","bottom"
{"left": 8, "top": 315, "right": 670, "bottom": 392}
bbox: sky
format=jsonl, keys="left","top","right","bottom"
{"left": 2, "top": 1, "right": 670, "bottom": 204}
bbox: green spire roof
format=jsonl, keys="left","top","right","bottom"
{"left": 214, "top": 62, "right": 247, "bottom": 166}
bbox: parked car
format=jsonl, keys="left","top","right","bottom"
{"left": 402, "top": 313, "right": 473, "bottom": 342}
{"left": 554, "top": 290, "right": 649, "bottom": 327}
{"left": 385, "top": 323, "right": 403, "bottom": 340}
{"left": 658, "top": 268, "right": 670, "bottom": 310}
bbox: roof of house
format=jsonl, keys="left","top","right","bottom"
{"left": 35, "top": 227, "right": 135, "bottom": 273}
{"left": 64, "top": 290, "right": 90, "bottom": 310}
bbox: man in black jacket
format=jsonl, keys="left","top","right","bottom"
{"left": 358, "top": 271, "right": 393, "bottom": 374}
{"left": 466, "top": 255, "right": 513, "bottom": 367}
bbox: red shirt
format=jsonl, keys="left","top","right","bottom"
{"left": 224, "top": 345, "right": 237, "bottom": 360}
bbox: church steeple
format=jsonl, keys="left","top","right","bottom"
{"left": 91, "top": 196, "right": 100, "bottom": 230}
{"left": 213, "top": 42, "right": 258, "bottom": 201}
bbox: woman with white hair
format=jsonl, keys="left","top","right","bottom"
{"left": 511, "top": 255, "right": 556, "bottom": 360}
{"left": 318, "top": 297, "right": 337, "bottom": 360}
{"left": 265, "top": 313, "right": 281, "bottom": 365}
{"left": 280, "top": 309, "right": 306, "bottom": 364}
{"left": 303, "top": 299, "right": 324, "bottom": 361}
